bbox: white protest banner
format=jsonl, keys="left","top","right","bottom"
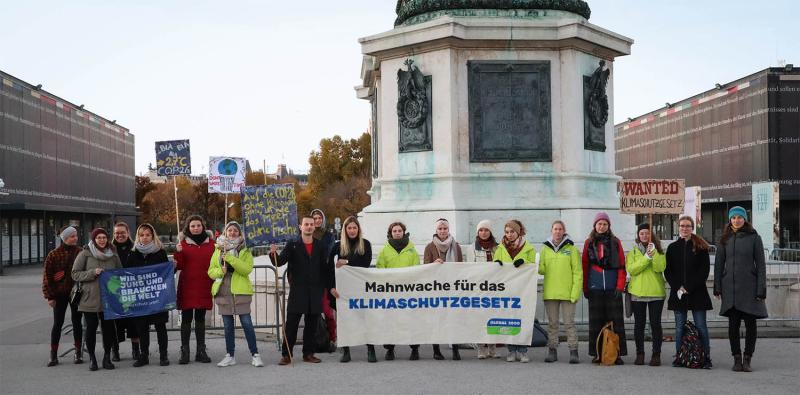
{"left": 336, "top": 263, "right": 538, "bottom": 347}
{"left": 208, "top": 156, "right": 247, "bottom": 193}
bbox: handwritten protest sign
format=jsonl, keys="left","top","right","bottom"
{"left": 208, "top": 156, "right": 246, "bottom": 193}
{"left": 155, "top": 140, "right": 191, "bottom": 176}
{"left": 241, "top": 184, "right": 298, "bottom": 245}
{"left": 99, "top": 262, "right": 176, "bottom": 319}
{"left": 618, "top": 179, "right": 685, "bottom": 214}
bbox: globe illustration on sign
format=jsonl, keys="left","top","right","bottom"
{"left": 218, "top": 159, "right": 238, "bottom": 175}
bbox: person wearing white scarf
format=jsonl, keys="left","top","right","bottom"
{"left": 422, "top": 218, "right": 464, "bottom": 360}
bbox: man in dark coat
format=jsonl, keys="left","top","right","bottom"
{"left": 270, "top": 216, "right": 333, "bottom": 365}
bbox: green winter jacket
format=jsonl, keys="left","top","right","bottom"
{"left": 208, "top": 248, "right": 254, "bottom": 296}
{"left": 625, "top": 245, "right": 666, "bottom": 298}
{"left": 376, "top": 242, "right": 420, "bottom": 268}
{"left": 538, "top": 238, "right": 582, "bottom": 303}
{"left": 493, "top": 240, "right": 537, "bottom": 265}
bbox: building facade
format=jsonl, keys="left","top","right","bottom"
{"left": 615, "top": 66, "right": 799, "bottom": 246}
{"left": 1, "top": 70, "right": 137, "bottom": 267}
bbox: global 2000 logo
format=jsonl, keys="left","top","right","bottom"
{"left": 486, "top": 318, "right": 522, "bottom": 335}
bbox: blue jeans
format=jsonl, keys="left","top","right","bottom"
{"left": 674, "top": 310, "right": 710, "bottom": 357}
{"left": 507, "top": 345, "right": 528, "bottom": 354}
{"left": 222, "top": 314, "right": 258, "bottom": 356}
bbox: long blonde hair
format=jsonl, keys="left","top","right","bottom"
{"left": 340, "top": 216, "right": 365, "bottom": 256}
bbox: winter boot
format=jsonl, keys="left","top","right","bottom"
{"left": 102, "top": 350, "right": 115, "bottom": 370}
{"left": 179, "top": 346, "right": 190, "bottom": 365}
{"left": 742, "top": 354, "right": 753, "bottom": 372}
{"left": 367, "top": 345, "right": 377, "bottom": 363}
{"left": 111, "top": 343, "right": 121, "bottom": 362}
{"left": 159, "top": 351, "right": 170, "bottom": 366}
{"left": 432, "top": 345, "right": 445, "bottom": 360}
{"left": 131, "top": 341, "right": 141, "bottom": 361}
{"left": 634, "top": 352, "right": 645, "bottom": 365}
{"left": 649, "top": 352, "right": 661, "bottom": 367}
{"left": 73, "top": 343, "right": 84, "bottom": 364}
{"left": 340, "top": 347, "right": 351, "bottom": 363}
{"left": 133, "top": 351, "right": 149, "bottom": 367}
{"left": 47, "top": 349, "right": 58, "bottom": 367}
{"left": 452, "top": 346, "right": 461, "bottom": 361}
{"left": 732, "top": 354, "right": 743, "bottom": 372}
{"left": 545, "top": 348, "right": 558, "bottom": 363}
{"left": 569, "top": 349, "right": 580, "bottom": 364}
{"left": 196, "top": 344, "right": 212, "bottom": 363}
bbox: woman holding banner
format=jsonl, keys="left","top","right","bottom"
{"left": 714, "top": 207, "right": 768, "bottom": 372}
{"left": 209, "top": 221, "right": 263, "bottom": 368}
{"left": 128, "top": 224, "right": 171, "bottom": 367}
{"left": 423, "top": 218, "right": 464, "bottom": 361}
{"left": 626, "top": 223, "right": 666, "bottom": 366}
{"left": 493, "top": 219, "right": 536, "bottom": 363}
{"left": 665, "top": 215, "right": 712, "bottom": 369}
{"left": 329, "top": 216, "right": 374, "bottom": 363}
{"left": 174, "top": 215, "right": 215, "bottom": 365}
{"left": 376, "top": 221, "right": 421, "bottom": 361}
{"left": 71, "top": 228, "right": 122, "bottom": 371}
{"left": 582, "top": 212, "right": 628, "bottom": 365}
{"left": 539, "top": 220, "right": 582, "bottom": 364}
{"left": 472, "top": 220, "right": 499, "bottom": 359}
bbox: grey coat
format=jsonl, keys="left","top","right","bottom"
{"left": 713, "top": 228, "right": 768, "bottom": 319}
{"left": 71, "top": 249, "right": 123, "bottom": 313}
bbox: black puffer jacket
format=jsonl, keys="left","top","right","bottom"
{"left": 713, "top": 228, "right": 768, "bottom": 318}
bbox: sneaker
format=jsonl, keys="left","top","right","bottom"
{"left": 488, "top": 346, "right": 498, "bottom": 359}
{"left": 506, "top": 351, "right": 517, "bottom": 362}
{"left": 251, "top": 354, "right": 264, "bottom": 367}
{"left": 217, "top": 354, "right": 236, "bottom": 367}
{"left": 519, "top": 352, "right": 530, "bottom": 363}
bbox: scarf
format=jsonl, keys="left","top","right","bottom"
{"left": 88, "top": 241, "right": 114, "bottom": 260}
{"left": 388, "top": 234, "right": 410, "bottom": 253}
{"left": 588, "top": 233, "right": 620, "bottom": 269}
{"left": 134, "top": 241, "right": 160, "bottom": 255}
{"left": 475, "top": 235, "right": 498, "bottom": 261}
{"left": 503, "top": 236, "right": 524, "bottom": 260}
{"left": 432, "top": 234, "right": 459, "bottom": 262}
{"left": 635, "top": 241, "right": 648, "bottom": 255}
{"left": 216, "top": 235, "right": 244, "bottom": 257}
{"left": 188, "top": 231, "right": 209, "bottom": 246}
{"left": 313, "top": 228, "right": 326, "bottom": 241}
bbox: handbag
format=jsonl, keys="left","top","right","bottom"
{"left": 70, "top": 281, "right": 83, "bottom": 306}
{"left": 623, "top": 281, "right": 633, "bottom": 319}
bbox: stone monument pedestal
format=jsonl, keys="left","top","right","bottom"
{"left": 356, "top": 6, "right": 635, "bottom": 251}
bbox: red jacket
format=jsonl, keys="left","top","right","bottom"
{"left": 581, "top": 237, "right": 626, "bottom": 293}
{"left": 174, "top": 232, "right": 215, "bottom": 310}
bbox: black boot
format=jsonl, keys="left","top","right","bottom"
{"left": 195, "top": 344, "right": 211, "bottom": 363}
{"left": 47, "top": 349, "right": 58, "bottom": 367}
{"left": 102, "top": 350, "right": 115, "bottom": 370}
{"left": 452, "top": 346, "right": 461, "bottom": 361}
{"left": 410, "top": 347, "right": 420, "bottom": 361}
{"left": 111, "top": 344, "right": 121, "bottom": 362}
{"left": 89, "top": 352, "right": 98, "bottom": 371}
{"left": 545, "top": 348, "right": 558, "bottom": 363}
{"left": 742, "top": 354, "right": 753, "bottom": 372}
{"left": 569, "top": 349, "right": 580, "bottom": 364}
{"left": 131, "top": 342, "right": 141, "bottom": 361}
{"left": 367, "top": 345, "right": 377, "bottom": 363}
{"left": 732, "top": 354, "right": 743, "bottom": 372}
{"left": 384, "top": 347, "right": 395, "bottom": 361}
{"left": 160, "top": 351, "right": 170, "bottom": 366}
{"left": 179, "top": 346, "right": 190, "bottom": 365}
{"left": 74, "top": 343, "right": 84, "bottom": 364}
{"left": 432, "top": 345, "right": 445, "bottom": 360}
{"left": 340, "top": 347, "right": 351, "bottom": 363}
{"left": 133, "top": 352, "right": 149, "bottom": 367}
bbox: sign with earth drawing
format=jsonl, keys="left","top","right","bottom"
{"left": 208, "top": 156, "right": 247, "bottom": 193}
{"left": 99, "top": 262, "right": 177, "bottom": 320}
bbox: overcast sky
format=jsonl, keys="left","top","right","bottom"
{"left": 2, "top": 0, "right": 797, "bottom": 175}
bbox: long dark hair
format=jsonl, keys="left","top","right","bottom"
{"left": 719, "top": 221, "right": 754, "bottom": 246}
{"left": 588, "top": 224, "right": 616, "bottom": 243}
{"left": 182, "top": 215, "right": 206, "bottom": 237}
{"left": 677, "top": 215, "right": 709, "bottom": 252}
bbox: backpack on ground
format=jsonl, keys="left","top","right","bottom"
{"left": 676, "top": 320, "right": 706, "bottom": 369}
{"left": 530, "top": 318, "right": 549, "bottom": 347}
{"left": 314, "top": 314, "right": 331, "bottom": 353}
{"left": 595, "top": 321, "right": 619, "bottom": 366}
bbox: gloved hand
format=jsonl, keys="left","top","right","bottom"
{"left": 495, "top": 260, "right": 503, "bottom": 266}
{"left": 513, "top": 259, "right": 525, "bottom": 268}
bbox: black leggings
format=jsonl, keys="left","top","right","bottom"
{"left": 136, "top": 320, "right": 169, "bottom": 356}
{"left": 631, "top": 299, "right": 664, "bottom": 353}
{"left": 84, "top": 312, "right": 116, "bottom": 354}
{"left": 51, "top": 296, "right": 83, "bottom": 347}
{"left": 180, "top": 309, "right": 207, "bottom": 346}
{"left": 728, "top": 309, "right": 757, "bottom": 356}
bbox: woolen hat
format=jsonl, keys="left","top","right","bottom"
{"left": 728, "top": 206, "right": 748, "bottom": 222}
{"left": 593, "top": 212, "right": 611, "bottom": 226}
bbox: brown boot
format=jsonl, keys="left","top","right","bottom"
{"left": 634, "top": 352, "right": 645, "bottom": 365}
{"left": 742, "top": 354, "right": 752, "bottom": 372}
{"left": 649, "top": 352, "right": 661, "bottom": 366}
{"left": 732, "top": 354, "right": 743, "bottom": 372}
